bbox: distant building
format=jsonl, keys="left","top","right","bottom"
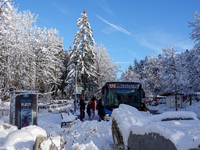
{"left": 160, "top": 91, "right": 185, "bottom": 108}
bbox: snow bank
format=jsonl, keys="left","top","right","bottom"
{"left": 186, "top": 101, "right": 200, "bottom": 117}
{"left": 0, "top": 125, "right": 47, "bottom": 150}
{"left": 21, "top": 125, "right": 47, "bottom": 140}
{"left": 112, "top": 104, "right": 200, "bottom": 150}
{"left": 1, "top": 130, "right": 34, "bottom": 150}
{"left": 129, "top": 120, "right": 200, "bottom": 150}
{"left": 111, "top": 104, "right": 151, "bottom": 146}
{"left": 149, "top": 111, "right": 198, "bottom": 122}
{"left": 0, "top": 123, "right": 18, "bottom": 146}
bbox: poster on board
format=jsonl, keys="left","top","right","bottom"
{"left": 21, "top": 99, "right": 33, "bottom": 127}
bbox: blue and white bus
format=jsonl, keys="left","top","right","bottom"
{"left": 101, "top": 82, "right": 143, "bottom": 121}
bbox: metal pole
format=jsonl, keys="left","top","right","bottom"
{"left": 74, "top": 61, "right": 78, "bottom": 113}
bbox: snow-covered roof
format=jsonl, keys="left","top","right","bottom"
{"left": 160, "top": 90, "right": 184, "bottom": 96}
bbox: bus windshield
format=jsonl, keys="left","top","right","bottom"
{"left": 105, "top": 83, "right": 141, "bottom": 111}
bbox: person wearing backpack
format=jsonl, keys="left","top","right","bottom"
{"left": 89, "top": 97, "right": 96, "bottom": 120}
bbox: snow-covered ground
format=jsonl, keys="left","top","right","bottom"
{"left": 148, "top": 101, "right": 200, "bottom": 118}
{"left": 1, "top": 100, "right": 200, "bottom": 150}
{"left": 0, "top": 101, "right": 114, "bottom": 150}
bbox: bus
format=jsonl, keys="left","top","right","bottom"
{"left": 101, "top": 82, "right": 143, "bottom": 121}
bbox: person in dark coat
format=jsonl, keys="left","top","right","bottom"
{"left": 80, "top": 95, "right": 86, "bottom": 121}
{"left": 97, "top": 99, "right": 104, "bottom": 121}
{"left": 139, "top": 102, "right": 149, "bottom": 111}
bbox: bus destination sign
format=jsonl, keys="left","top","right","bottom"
{"left": 108, "top": 84, "right": 136, "bottom": 89}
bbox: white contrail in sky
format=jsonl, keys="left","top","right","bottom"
{"left": 96, "top": 15, "right": 132, "bottom": 36}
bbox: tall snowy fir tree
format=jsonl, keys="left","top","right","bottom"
{"left": 65, "top": 9, "right": 98, "bottom": 99}
{"left": 119, "top": 64, "right": 140, "bottom": 82}
{"left": 59, "top": 49, "right": 70, "bottom": 98}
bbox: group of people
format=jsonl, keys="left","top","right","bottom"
{"left": 79, "top": 95, "right": 104, "bottom": 121}
{"left": 79, "top": 95, "right": 149, "bottom": 122}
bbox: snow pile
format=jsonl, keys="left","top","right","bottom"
{"left": 21, "top": 125, "right": 47, "bottom": 140}
{"left": 129, "top": 120, "right": 200, "bottom": 150}
{"left": 1, "top": 130, "right": 35, "bottom": 150}
{"left": 111, "top": 104, "right": 151, "bottom": 146}
{"left": 186, "top": 101, "right": 200, "bottom": 117}
{"left": 0, "top": 122, "right": 18, "bottom": 146}
{"left": 112, "top": 104, "right": 200, "bottom": 150}
{"left": 0, "top": 125, "right": 47, "bottom": 150}
{"left": 149, "top": 111, "right": 198, "bottom": 122}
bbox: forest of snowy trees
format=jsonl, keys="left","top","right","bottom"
{"left": 0, "top": 2, "right": 120, "bottom": 101}
{"left": 120, "top": 11, "right": 200, "bottom": 101}
{"left": 0, "top": 1, "right": 64, "bottom": 101}
{"left": 0, "top": 1, "right": 200, "bottom": 102}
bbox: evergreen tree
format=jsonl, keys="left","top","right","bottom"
{"left": 65, "top": 9, "right": 98, "bottom": 98}
{"left": 120, "top": 64, "right": 140, "bottom": 82}
{"left": 60, "top": 49, "right": 70, "bottom": 98}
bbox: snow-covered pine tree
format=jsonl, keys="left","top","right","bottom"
{"left": 59, "top": 49, "right": 70, "bottom": 98}
{"left": 65, "top": 9, "right": 98, "bottom": 99}
{"left": 119, "top": 64, "right": 140, "bottom": 82}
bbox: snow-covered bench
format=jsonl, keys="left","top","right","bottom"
{"left": 60, "top": 112, "right": 78, "bottom": 128}
{"left": 111, "top": 104, "right": 200, "bottom": 150}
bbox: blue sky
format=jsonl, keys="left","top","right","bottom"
{"left": 14, "top": 0, "right": 200, "bottom": 77}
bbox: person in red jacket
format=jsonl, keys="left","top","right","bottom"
{"left": 89, "top": 97, "right": 96, "bottom": 120}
